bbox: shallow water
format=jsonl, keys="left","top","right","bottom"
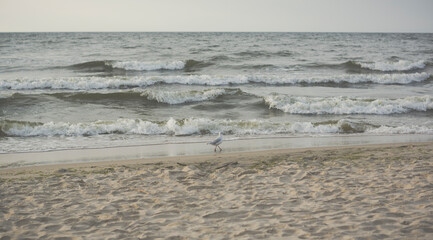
{"left": 1, "top": 32, "right": 432, "bottom": 153}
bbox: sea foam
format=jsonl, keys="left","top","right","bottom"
{"left": 359, "top": 60, "right": 426, "bottom": 71}
{"left": 0, "top": 118, "right": 348, "bottom": 137}
{"left": 0, "top": 72, "right": 429, "bottom": 90}
{"left": 139, "top": 88, "right": 237, "bottom": 104}
{"left": 111, "top": 60, "right": 185, "bottom": 71}
{"left": 249, "top": 72, "right": 430, "bottom": 85}
{"left": 2, "top": 118, "right": 432, "bottom": 137}
{"left": 367, "top": 125, "right": 433, "bottom": 134}
{"left": 264, "top": 95, "right": 433, "bottom": 115}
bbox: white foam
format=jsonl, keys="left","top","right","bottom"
{"left": 2, "top": 119, "right": 166, "bottom": 137}
{"left": 264, "top": 95, "right": 433, "bottom": 115}
{"left": 0, "top": 72, "right": 429, "bottom": 90}
{"left": 3, "top": 117, "right": 433, "bottom": 137}
{"left": 0, "top": 91, "right": 15, "bottom": 99}
{"left": 139, "top": 88, "right": 232, "bottom": 104}
{"left": 0, "top": 118, "right": 350, "bottom": 137}
{"left": 359, "top": 60, "right": 426, "bottom": 71}
{"left": 111, "top": 60, "right": 185, "bottom": 71}
{"left": 249, "top": 72, "right": 430, "bottom": 85}
{"left": 367, "top": 125, "right": 433, "bottom": 134}
{"left": 0, "top": 75, "right": 246, "bottom": 90}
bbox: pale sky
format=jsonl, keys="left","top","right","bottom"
{"left": 1, "top": 0, "right": 432, "bottom": 32}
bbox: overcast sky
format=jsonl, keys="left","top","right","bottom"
{"left": 1, "top": 0, "right": 432, "bottom": 32}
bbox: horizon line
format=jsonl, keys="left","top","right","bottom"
{"left": 1, "top": 30, "right": 432, "bottom": 34}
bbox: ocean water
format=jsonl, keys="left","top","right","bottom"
{"left": 1, "top": 32, "right": 432, "bottom": 153}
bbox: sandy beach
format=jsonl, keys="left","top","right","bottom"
{"left": 1, "top": 142, "right": 433, "bottom": 239}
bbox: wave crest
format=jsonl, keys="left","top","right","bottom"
{"left": 1, "top": 72, "right": 429, "bottom": 90}
{"left": 67, "top": 59, "right": 205, "bottom": 72}
{"left": 111, "top": 60, "right": 185, "bottom": 71}
{"left": 183, "top": 60, "right": 213, "bottom": 72}
{"left": 250, "top": 72, "right": 430, "bottom": 85}
{"left": 2, "top": 118, "right": 432, "bottom": 137}
{"left": 68, "top": 61, "right": 112, "bottom": 72}
{"left": 139, "top": 88, "right": 238, "bottom": 104}
{"left": 264, "top": 95, "right": 433, "bottom": 115}
{"left": 358, "top": 60, "right": 426, "bottom": 71}
{"left": 308, "top": 60, "right": 427, "bottom": 72}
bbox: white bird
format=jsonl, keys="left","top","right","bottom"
{"left": 207, "top": 132, "right": 223, "bottom": 152}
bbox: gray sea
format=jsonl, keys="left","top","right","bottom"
{"left": 1, "top": 32, "right": 433, "bottom": 153}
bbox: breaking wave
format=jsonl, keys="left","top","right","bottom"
{"left": 249, "top": 72, "right": 430, "bottom": 85}
{"left": 46, "top": 88, "right": 243, "bottom": 105}
{"left": 64, "top": 59, "right": 429, "bottom": 74}
{"left": 0, "top": 72, "right": 430, "bottom": 90}
{"left": 264, "top": 95, "right": 433, "bottom": 115}
{"left": 2, "top": 118, "right": 432, "bottom": 137}
{"left": 111, "top": 60, "right": 185, "bottom": 71}
{"left": 358, "top": 60, "right": 426, "bottom": 71}
{"left": 140, "top": 88, "right": 240, "bottom": 104}
{"left": 66, "top": 59, "right": 210, "bottom": 72}
{"left": 308, "top": 60, "right": 428, "bottom": 72}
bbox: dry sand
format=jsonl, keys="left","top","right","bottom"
{"left": 1, "top": 142, "right": 433, "bottom": 239}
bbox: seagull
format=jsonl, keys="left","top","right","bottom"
{"left": 207, "top": 132, "right": 223, "bottom": 152}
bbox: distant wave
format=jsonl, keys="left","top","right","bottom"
{"left": 226, "top": 64, "right": 278, "bottom": 70}
{"left": 209, "top": 55, "right": 232, "bottom": 62}
{"left": 2, "top": 118, "right": 432, "bottom": 137}
{"left": 264, "top": 94, "right": 433, "bottom": 115}
{"left": 66, "top": 59, "right": 210, "bottom": 72}
{"left": 308, "top": 60, "right": 428, "bottom": 72}
{"left": 54, "top": 59, "right": 432, "bottom": 74}
{"left": 1, "top": 73, "right": 429, "bottom": 90}
{"left": 233, "top": 50, "right": 293, "bottom": 58}
{"left": 67, "top": 61, "right": 112, "bottom": 72}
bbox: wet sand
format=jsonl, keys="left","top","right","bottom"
{"left": 1, "top": 142, "right": 433, "bottom": 239}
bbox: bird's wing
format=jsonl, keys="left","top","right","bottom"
{"left": 208, "top": 136, "right": 222, "bottom": 145}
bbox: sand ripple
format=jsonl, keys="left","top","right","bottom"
{"left": 1, "top": 143, "right": 433, "bottom": 239}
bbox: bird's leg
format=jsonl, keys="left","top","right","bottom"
{"left": 214, "top": 146, "right": 217, "bottom": 152}
{"left": 218, "top": 146, "right": 222, "bottom": 151}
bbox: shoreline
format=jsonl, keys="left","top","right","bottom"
{"left": 1, "top": 134, "right": 433, "bottom": 170}
{"left": 1, "top": 141, "right": 432, "bottom": 239}
{"left": 1, "top": 140, "right": 431, "bottom": 176}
